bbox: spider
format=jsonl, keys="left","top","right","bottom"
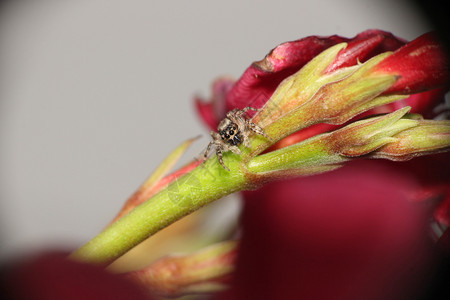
{"left": 203, "top": 107, "right": 270, "bottom": 171}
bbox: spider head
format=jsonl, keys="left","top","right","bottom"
{"left": 218, "top": 118, "right": 242, "bottom": 146}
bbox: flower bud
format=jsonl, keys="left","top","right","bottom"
{"left": 252, "top": 44, "right": 406, "bottom": 150}
{"left": 247, "top": 107, "right": 418, "bottom": 174}
{"left": 328, "top": 107, "right": 418, "bottom": 157}
{"left": 372, "top": 119, "right": 450, "bottom": 160}
{"left": 125, "top": 241, "right": 237, "bottom": 298}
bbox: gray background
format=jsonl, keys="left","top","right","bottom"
{"left": 0, "top": 0, "right": 431, "bottom": 256}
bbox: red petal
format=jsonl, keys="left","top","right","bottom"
{"left": 326, "top": 30, "right": 406, "bottom": 73}
{"left": 366, "top": 87, "right": 448, "bottom": 119}
{"left": 3, "top": 252, "right": 150, "bottom": 300}
{"left": 375, "top": 32, "right": 450, "bottom": 95}
{"left": 436, "top": 228, "right": 450, "bottom": 254}
{"left": 226, "top": 160, "right": 433, "bottom": 299}
{"left": 194, "top": 97, "right": 219, "bottom": 130}
{"left": 434, "top": 192, "right": 450, "bottom": 226}
{"left": 195, "top": 77, "right": 234, "bottom": 130}
{"left": 399, "top": 153, "right": 450, "bottom": 202}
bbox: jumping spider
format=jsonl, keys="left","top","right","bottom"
{"left": 204, "top": 107, "right": 270, "bottom": 171}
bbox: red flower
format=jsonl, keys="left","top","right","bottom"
{"left": 195, "top": 31, "right": 450, "bottom": 298}
{"left": 196, "top": 30, "right": 449, "bottom": 142}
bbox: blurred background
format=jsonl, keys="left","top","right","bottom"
{"left": 0, "top": 0, "right": 435, "bottom": 258}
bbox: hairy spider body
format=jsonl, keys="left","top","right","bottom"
{"left": 204, "top": 107, "right": 270, "bottom": 171}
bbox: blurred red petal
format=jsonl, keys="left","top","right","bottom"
{"left": 370, "top": 87, "right": 448, "bottom": 118}
{"left": 2, "top": 252, "right": 150, "bottom": 300}
{"left": 194, "top": 98, "right": 218, "bottom": 130}
{"left": 226, "top": 160, "right": 433, "bottom": 299}
{"left": 436, "top": 228, "right": 450, "bottom": 254}
{"left": 195, "top": 77, "right": 235, "bottom": 130}
{"left": 397, "top": 153, "right": 450, "bottom": 202}
{"left": 434, "top": 192, "right": 450, "bottom": 226}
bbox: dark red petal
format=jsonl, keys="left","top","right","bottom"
{"left": 398, "top": 153, "right": 450, "bottom": 202}
{"left": 226, "top": 160, "right": 433, "bottom": 299}
{"left": 436, "top": 228, "right": 450, "bottom": 254}
{"left": 194, "top": 98, "right": 218, "bottom": 130}
{"left": 2, "top": 252, "right": 151, "bottom": 300}
{"left": 386, "top": 87, "right": 448, "bottom": 118}
{"left": 375, "top": 32, "right": 450, "bottom": 95}
{"left": 326, "top": 30, "right": 406, "bottom": 73}
{"left": 195, "top": 77, "right": 235, "bottom": 130}
{"left": 434, "top": 192, "right": 450, "bottom": 226}
{"left": 363, "top": 87, "right": 447, "bottom": 121}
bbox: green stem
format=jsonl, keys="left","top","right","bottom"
{"left": 70, "top": 156, "right": 247, "bottom": 265}
{"left": 247, "top": 134, "right": 346, "bottom": 173}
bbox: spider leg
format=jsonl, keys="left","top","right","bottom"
{"left": 241, "top": 106, "right": 258, "bottom": 113}
{"left": 215, "top": 146, "right": 230, "bottom": 171}
{"left": 225, "top": 109, "right": 239, "bottom": 121}
{"left": 226, "top": 144, "right": 241, "bottom": 155}
{"left": 207, "top": 132, "right": 235, "bottom": 171}
{"left": 204, "top": 131, "right": 220, "bottom": 160}
{"left": 246, "top": 120, "right": 272, "bottom": 141}
{"left": 241, "top": 107, "right": 268, "bottom": 141}
{"left": 229, "top": 107, "right": 257, "bottom": 121}
{"left": 242, "top": 134, "right": 251, "bottom": 148}
{"left": 203, "top": 140, "right": 214, "bottom": 161}
{"left": 217, "top": 143, "right": 240, "bottom": 170}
